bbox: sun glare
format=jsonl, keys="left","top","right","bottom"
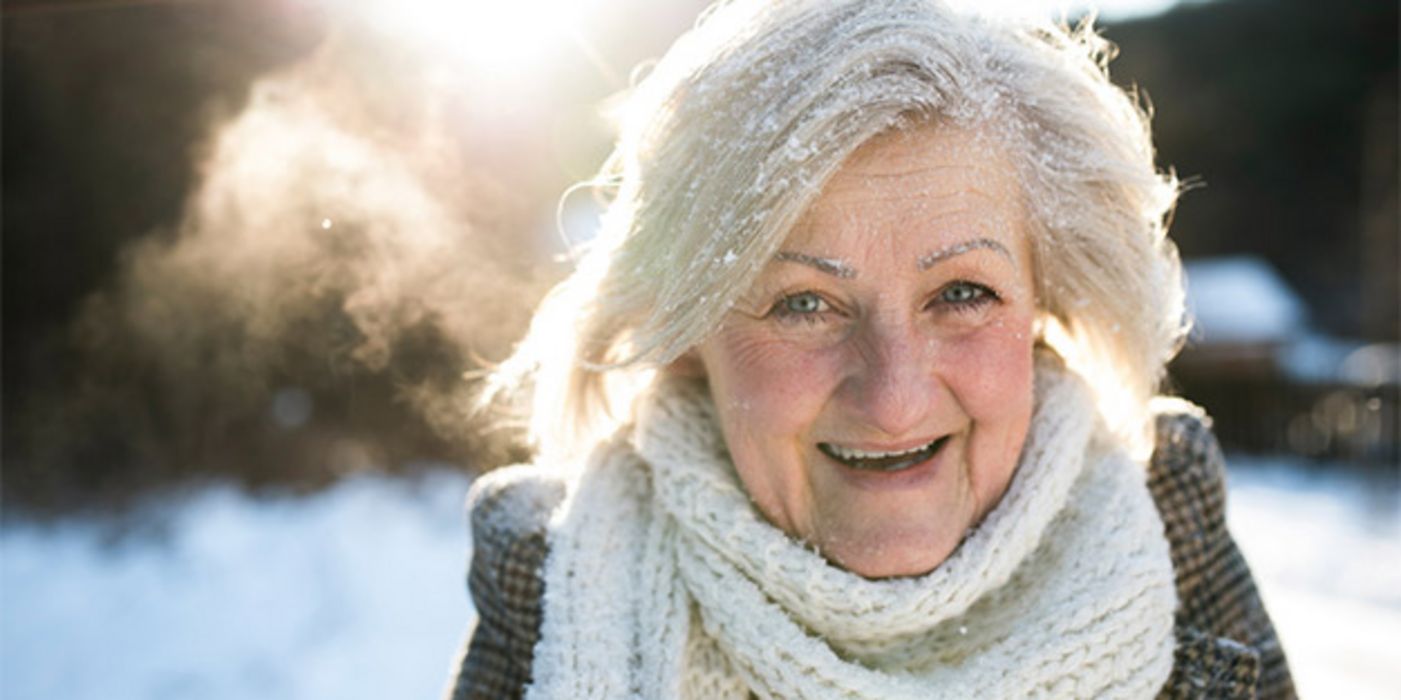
{"left": 352, "top": 0, "right": 600, "bottom": 79}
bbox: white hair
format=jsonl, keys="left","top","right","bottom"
{"left": 486, "top": 0, "right": 1186, "bottom": 459}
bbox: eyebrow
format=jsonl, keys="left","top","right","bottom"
{"left": 773, "top": 237, "right": 1011, "bottom": 279}
{"left": 917, "top": 238, "right": 1011, "bottom": 269}
{"left": 773, "top": 251, "right": 858, "bottom": 279}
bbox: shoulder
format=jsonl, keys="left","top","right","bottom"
{"left": 467, "top": 463, "right": 567, "bottom": 546}
{"left": 451, "top": 464, "right": 567, "bottom": 700}
{"left": 465, "top": 464, "right": 567, "bottom": 615}
{"left": 1146, "top": 400, "right": 1234, "bottom": 606}
{"left": 1146, "top": 399, "right": 1297, "bottom": 699}
{"left": 1147, "top": 398, "right": 1228, "bottom": 531}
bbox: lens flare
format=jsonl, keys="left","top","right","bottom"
{"left": 348, "top": 0, "right": 600, "bottom": 80}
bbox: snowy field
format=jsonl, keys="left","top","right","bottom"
{"left": 1223, "top": 456, "right": 1401, "bottom": 698}
{"left": 3, "top": 457, "right": 1398, "bottom": 699}
{"left": 1, "top": 472, "right": 477, "bottom": 700}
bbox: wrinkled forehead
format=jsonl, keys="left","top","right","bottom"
{"left": 788, "top": 124, "right": 1030, "bottom": 248}
{"left": 814, "top": 124, "right": 1022, "bottom": 208}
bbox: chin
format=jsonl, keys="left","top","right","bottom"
{"left": 821, "top": 528, "right": 959, "bottom": 579}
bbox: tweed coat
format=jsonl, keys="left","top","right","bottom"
{"left": 446, "top": 407, "right": 1296, "bottom": 700}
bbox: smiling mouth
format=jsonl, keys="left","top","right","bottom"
{"left": 817, "top": 436, "right": 950, "bottom": 472}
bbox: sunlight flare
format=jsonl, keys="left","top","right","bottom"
{"left": 352, "top": 0, "right": 601, "bottom": 78}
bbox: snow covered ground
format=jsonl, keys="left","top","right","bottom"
{"left": 1, "top": 472, "right": 477, "bottom": 700}
{"left": 1224, "top": 456, "right": 1401, "bottom": 699}
{"left": 3, "top": 457, "right": 1398, "bottom": 699}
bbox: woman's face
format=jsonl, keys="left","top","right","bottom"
{"left": 694, "top": 125, "right": 1038, "bottom": 578}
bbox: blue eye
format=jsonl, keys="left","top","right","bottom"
{"left": 939, "top": 282, "right": 994, "bottom": 307}
{"left": 772, "top": 291, "right": 829, "bottom": 320}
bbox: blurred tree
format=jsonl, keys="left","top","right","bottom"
{"left": 1107, "top": 0, "right": 1398, "bottom": 340}
{"left": 4, "top": 0, "right": 331, "bottom": 513}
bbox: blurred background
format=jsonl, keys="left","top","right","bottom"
{"left": 2, "top": 0, "right": 1396, "bottom": 697}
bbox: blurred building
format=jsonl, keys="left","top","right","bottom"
{"left": 1173, "top": 256, "right": 1399, "bottom": 464}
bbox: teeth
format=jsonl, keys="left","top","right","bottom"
{"left": 825, "top": 440, "right": 935, "bottom": 461}
{"left": 817, "top": 436, "right": 949, "bottom": 473}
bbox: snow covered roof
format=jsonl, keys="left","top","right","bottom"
{"left": 1184, "top": 256, "right": 1308, "bottom": 344}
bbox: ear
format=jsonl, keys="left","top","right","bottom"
{"left": 665, "top": 348, "right": 707, "bottom": 378}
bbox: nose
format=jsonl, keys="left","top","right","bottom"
{"left": 841, "top": 317, "right": 939, "bottom": 438}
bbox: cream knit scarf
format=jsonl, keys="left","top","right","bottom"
{"left": 527, "top": 366, "right": 1177, "bottom": 699}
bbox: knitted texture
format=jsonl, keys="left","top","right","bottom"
{"left": 447, "top": 415, "right": 1296, "bottom": 700}
{"left": 524, "top": 365, "right": 1178, "bottom": 699}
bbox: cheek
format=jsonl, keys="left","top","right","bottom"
{"left": 941, "top": 312, "right": 1037, "bottom": 413}
{"left": 941, "top": 313, "right": 1037, "bottom": 492}
{"left": 699, "top": 328, "right": 842, "bottom": 534}
{"left": 702, "top": 328, "right": 840, "bottom": 422}
{"left": 935, "top": 315, "right": 1036, "bottom": 512}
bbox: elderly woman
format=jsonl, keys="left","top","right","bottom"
{"left": 447, "top": 1, "right": 1293, "bottom": 698}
